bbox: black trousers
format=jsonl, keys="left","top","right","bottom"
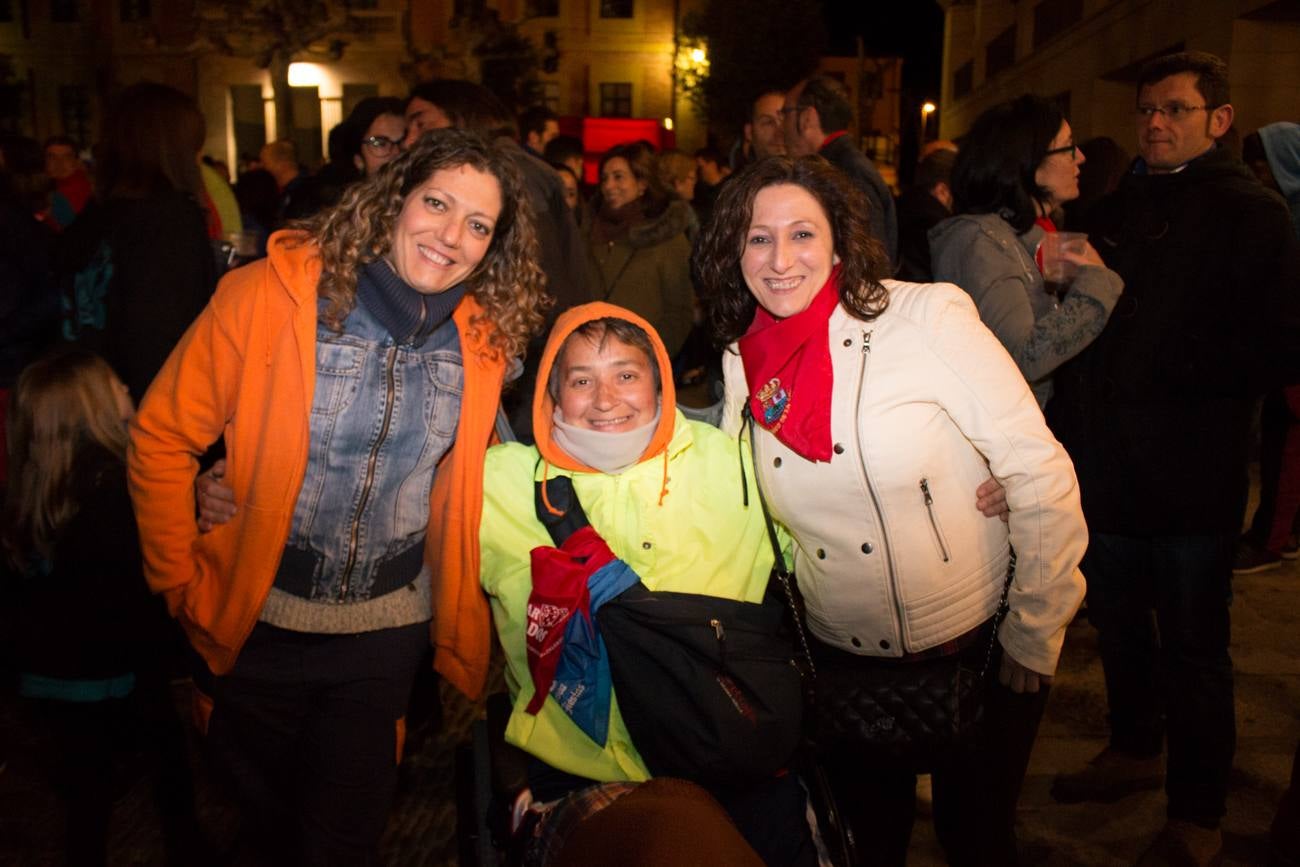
{"left": 819, "top": 638, "right": 1050, "bottom": 867}
{"left": 30, "top": 670, "right": 198, "bottom": 867}
{"left": 204, "top": 620, "right": 429, "bottom": 866}
{"left": 1082, "top": 532, "right": 1236, "bottom": 826}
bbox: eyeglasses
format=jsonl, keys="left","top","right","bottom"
{"left": 1043, "top": 143, "right": 1078, "bottom": 160}
{"left": 1135, "top": 103, "right": 1210, "bottom": 121}
{"left": 362, "top": 135, "right": 402, "bottom": 153}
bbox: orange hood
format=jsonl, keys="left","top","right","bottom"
{"left": 532, "top": 302, "right": 678, "bottom": 475}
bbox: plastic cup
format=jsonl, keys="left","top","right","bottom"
{"left": 1040, "top": 231, "right": 1088, "bottom": 295}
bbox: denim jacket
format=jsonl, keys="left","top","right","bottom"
{"left": 271, "top": 297, "right": 464, "bottom": 607}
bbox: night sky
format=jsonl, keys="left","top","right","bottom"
{"left": 822, "top": 0, "right": 946, "bottom": 101}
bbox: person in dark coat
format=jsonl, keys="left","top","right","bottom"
{"left": 2, "top": 350, "right": 202, "bottom": 865}
{"left": 57, "top": 81, "right": 216, "bottom": 402}
{"left": 895, "top": 147, "right": 954, "bottom": 282}
{"left": 783, "top": 74, "right": 898, "bottom": 267}
{"left": 0, "top": 134, "right": 57, "bottom": 486}
{"left": 1047, "top": 51, "right": 1300, "bottom": 866}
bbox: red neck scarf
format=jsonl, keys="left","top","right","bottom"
{"left": 1033, "top": 215, "right": 1058, "bottom": 271}
{"left": 738, "top": 265, "right": 841, "bottom": 462}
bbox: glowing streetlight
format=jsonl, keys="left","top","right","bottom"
{"left": 288, "top": 63, "right": 325, "bottom": 87}
{"left": 920, "top": 101, "right": 937, "bottom": 141}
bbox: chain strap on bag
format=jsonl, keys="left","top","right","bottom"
{"left": 743, "top": 404, "right": 1016, "bottom": 774}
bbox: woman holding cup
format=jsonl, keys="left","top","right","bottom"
{"left": 930, "top": 94, "right": 1123, "bottom": 408}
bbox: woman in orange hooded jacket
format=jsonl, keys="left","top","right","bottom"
{"left": 128, "top": 130, "right": 548, "bottom": 863}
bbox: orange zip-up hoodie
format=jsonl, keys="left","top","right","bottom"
{"left": 128, "top": 231, "right": 506, "bottom": 693}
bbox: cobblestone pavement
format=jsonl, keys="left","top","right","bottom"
{"left": 2, "top": 568, "right": 1296, "bottom": 866}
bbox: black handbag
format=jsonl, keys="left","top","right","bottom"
{"left": 533, "top": 477, "right": 808, "bottom": 789}
{"left": 808, "top": 557, "right": 1012, "bottom": 774}
{"left": 745, "top": 411, "right": 1015, "bottom": 774}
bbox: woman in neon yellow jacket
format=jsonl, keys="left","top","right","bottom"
{"left": 477, "top": 302, "right": 790, "bottom": 864}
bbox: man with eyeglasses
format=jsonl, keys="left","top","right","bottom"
{"left": 782, "top": 75, "right": 898, "bottom": 267}
{"left": 1048, "top": 50, "right": 1300, "bottom": 867}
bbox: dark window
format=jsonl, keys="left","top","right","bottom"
{"left": 59, "top": 85, "right": 90, "bottom": 144}
{"left": 600, "top": 0, "right": 633, "bottom": 18}
{"left": 290, "top": 86, "right": 323, "bottom": 169}
{"left": 230, "top": 84, "right": 266, "bottom": 170}
{"left": 0, "top": 0, "right": 13, "bottom": 22}
{"left": 952, "top": 61, "right": 973, "bottom": 100}
{"left": 527, "top": 0, "right": 560, "bottom": 15}
{"left": 985, "top": 25, "right": 1016, "bottom": 78}
{"left": 51, "top": 0, "right": 78, "bottom": 22}
{"left": 120, "top": 0, "right": 150, "bottom": 21}
{"left": 599, "top": 82, "right": 632, "bottom": 117}
{"left": 1033, "top": 0, "right": 1083, "bottom": 49}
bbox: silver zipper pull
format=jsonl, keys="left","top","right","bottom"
{"left": 920, "top": 478, "right": 933, "bottom": 505}
{"left": 863, "top": 331, "right": 872, "bottom": 353}
{"left": 710, "top": 618, "right": 724, "bottom": 641}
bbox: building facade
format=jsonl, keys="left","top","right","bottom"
{"left": 1, "top": 0, "right": 714, "bottom": 169}
{"left": 935, "top": 0, "right": 1300, "bottom": 144}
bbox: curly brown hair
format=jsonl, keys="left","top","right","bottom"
{"left": 691, "top": 155, "right": 891, "bottom": 346}
{"left": 301, "top": 128, "right": 548, "bottom": 360}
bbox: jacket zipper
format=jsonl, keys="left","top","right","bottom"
{"left": 711, "top": 618, "right": 727, "bottom": 670}
{"left": 339, "top": 344, "right": 399, "bottom": 600}
{"left": 850, "top": 330, "right": 909, "bottom": 642}
{"left": 919, "top": 478, "right": 952, "bottom": 562}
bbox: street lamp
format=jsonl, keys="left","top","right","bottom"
{"left": 920, "top": 101, "right": 937, "bottom": 142}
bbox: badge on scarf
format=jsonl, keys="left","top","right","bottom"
{"left": 755, "top": 377, "right": 790, "bottom": 431}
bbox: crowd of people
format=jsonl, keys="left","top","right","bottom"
{"left": 2, "top": 48, "right": 1299, "bottom": 867}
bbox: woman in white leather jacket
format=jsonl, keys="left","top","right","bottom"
{"left": 696, "top": 155, "right": 1087, "bottom": 866}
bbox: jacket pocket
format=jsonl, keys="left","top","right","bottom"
{"left": 311, "top": 340, "right": 365, "bottom": 418}
{"left": 424, "top": 354, "right": 465, "bottom": 439}
{"left": 919, "top": 478, "right": 951, "bottom": 563}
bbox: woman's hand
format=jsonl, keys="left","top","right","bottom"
{"left": 975, "top": 476, "right": 1010, "bottom": 523}
{"left": 998, "top": 652, "right": 1053, "bottom": 694}
{"left": 196, "top": 459, "right": 238, "bottom": 533}
{"left": 1063, "top": 240, "right": 1107, "bottom": 270}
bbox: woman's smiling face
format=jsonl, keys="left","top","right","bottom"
{"left": 556, "top": 332, "right": 657, "bottom": 432}
{"left": 388, "top": 163, "right": 501, "bottom": 294}
{"left": 740, "top": 183, "right": 839, "bottom": 319}
{"left": 600, "top": 156, "right": 645, "bottom": 210}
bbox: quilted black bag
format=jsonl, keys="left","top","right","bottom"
{"left": 807, "top": 555, "right": 1012, "bottom": 774}
{"left": 744, "top": 411, "right": 1014, "bottom": 775}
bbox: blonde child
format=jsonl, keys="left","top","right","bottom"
{"left": 2, "top": 350, "right": 199, "bottom": 865}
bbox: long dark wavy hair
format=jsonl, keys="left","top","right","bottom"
{"left": 949, "top": 94, "right": 1065, "bottom": 234}
{"left": 96, "top": 81, "right": 206, "bottom": 203}
{"left": 692, "top": 155, "right": 891, "bottom": 346}
{"left": 300, "top": 128, "right": 549, "bottom": 361}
